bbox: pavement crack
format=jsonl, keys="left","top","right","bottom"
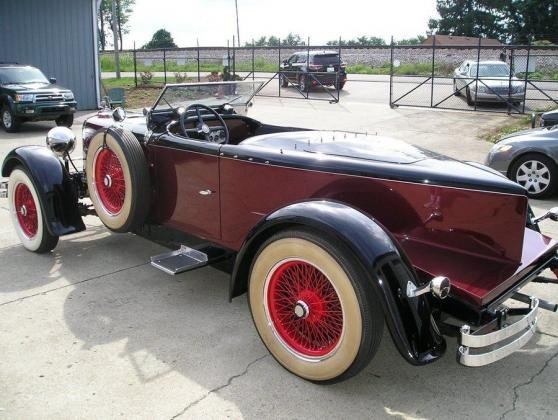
{"left": 538, "top": 330, "right": 558, "bottom": 339}
{"left": 0, "top": 262, "right": 149, "bottom": 307}
{"left": 170, "top": 354, "right": 268, "bottom": 419}
{"left": 499, "top": 346, "right": 558, "bottom": 419}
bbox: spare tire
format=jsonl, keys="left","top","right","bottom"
{"left": 85, "top": 127, "right": 150, "bottom": 232}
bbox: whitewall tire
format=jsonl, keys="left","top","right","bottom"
{"left": 8, "top": 167, "right": 59, "bottom": 253}
{"left": 85, "top": 128, "right": 150, "bottom": 233}
{"left": 248, "top": 229, "right": 383, "bottom": 382}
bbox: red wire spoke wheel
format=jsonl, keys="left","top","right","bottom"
{"left": 249, "top": 230, "right": 383, "bottom": 383}
{"left": 8, "top": 167, "right": 59, "bottom": 253}
{"left": 94, "top": 148, "right": 126, "bottom": 215}
{"left": 86, "top": 128, "right": 150, "bottom": 233}
{"left": 267, "top": 260, "right": 343, "bottom": 357}
{"left": 14, "top": 183, "right": 38, "bottom": 238}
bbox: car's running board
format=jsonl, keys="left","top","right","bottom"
{"left": 150, "top": 245, "right": 210, "bottom": 275}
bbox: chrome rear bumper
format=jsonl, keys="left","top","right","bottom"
{"left": 0, "top": 181, "right": 7, "bottom": 198}
{"left": 458, "top": 297, "right": 539, "bottom": 367}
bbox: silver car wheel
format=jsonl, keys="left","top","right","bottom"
{"left": 3, "top": 110, "right": 12, "bottom": 128}
{"left": 516, "top": 160, "right": 551, "bottom": 194}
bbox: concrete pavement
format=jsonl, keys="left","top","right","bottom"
{"left": 0, "top": 100, "right": 557, "bottom": 419}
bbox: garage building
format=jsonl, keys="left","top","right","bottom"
{"left": 0, "top": 0, "right": 101, "bottom": 110}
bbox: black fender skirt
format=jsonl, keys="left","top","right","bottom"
{"left": 2, "top": 146, "right": 85, "bottom": 236}
{"left": 230, "top": 200, "right": 446, "bottom": 365}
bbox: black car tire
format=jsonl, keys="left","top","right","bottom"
{"left": 55, "top": 114, "right": 74, "bottom": 128}
{"left": 280, "top": 73, "right": 289, "bottom": 88}
{"left": 85, "top": 127, "right": 150, "bottom": 232}
{"left": 466, "top": 87, "right": 474, "bottom": 106}
{"left": 8, "top": 167, "right": 59, "bottom": 253}
{"left": 248, "top": 228, "right": 383, "bottom": 383}
{"left": 453, "top": 79, "right": 461, "bottom": 96}
{"left": 2, "top": 105, "right": 21, "bottom": 133}
{"left": 335, "top": 80, "right": 346, "bottom": 90}
{"left": 299, "top": 74, "right": 310, "bottom": 93}
{"left": 509, "top": 153, "right": 558, "bottom": 199}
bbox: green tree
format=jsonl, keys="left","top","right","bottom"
{"left": 428, "top": 0, "right": 507, "bottom": 40}
{"left": 97, "top": 0, "right": 135, "bottom": 51}
{"left": 396, "top": 35, "right": 426, "bottom": 45}
{"left": 506, "top": 0, "right": 558, "bottom": 43}
{"left": 326, "top": 36, "right": 386, "bottom": 46}
{"left": 142, "top": 29, "right": 178, "bottom": 49}
{"left": 267, "top": 36, "right": 280, "bottom": 46}
{"left": 281, "top": 33, "right": 305, "bottom": 46}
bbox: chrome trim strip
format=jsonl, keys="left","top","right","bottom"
{"left": 458, "top": 298, "right": 539, "bottom": 367}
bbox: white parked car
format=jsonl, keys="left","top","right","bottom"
{"left": 453, "top": 60, "right": 525, "bottom": 106}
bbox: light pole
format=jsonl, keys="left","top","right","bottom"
{"left": 235, "top": 0, "right": 240, "bottom": 47}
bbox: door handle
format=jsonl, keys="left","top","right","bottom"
{"left": 198, "top": 189, "right": 214, "bottom": 196}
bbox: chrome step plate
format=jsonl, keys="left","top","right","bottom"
{"left": 150, "top": 245, "right": 208, "bottom": 275}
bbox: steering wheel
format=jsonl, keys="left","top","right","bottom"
{"left": 179, "top": 103, "right": 230, "bottom": 144}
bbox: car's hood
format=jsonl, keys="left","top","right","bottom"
{"left": 239, "top": 131, "right": 525, "bottom": 195}
{"left": 1, "top": 82, "right": 71, "bottom": 93}
{"left": 498, "top": 125, "right": 558, "bottom": 143}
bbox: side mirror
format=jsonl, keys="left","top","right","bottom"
{"left": 49, "top": 77, "right": 57, "bottom": 84}
{"left": 112, "top": 107, "right": 126, "bottom": 122}
{"left": 46, "top": 127, "right": 76, "bottom": 157}
{"left": 142, "top": 107, "right": 151, "bottom": 116}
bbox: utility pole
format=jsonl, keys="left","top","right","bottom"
{"left": 234, "top": 0, "right": 240, "bottom": 47}
{"left": 111, "top": 0, "right": 120, "bottom": 78}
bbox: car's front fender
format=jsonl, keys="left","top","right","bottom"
{"left": 2, "top": 146, "right": 85, "bottom": 236}
{"left": 230, "top": 200, "right": 446, "bottom": 366}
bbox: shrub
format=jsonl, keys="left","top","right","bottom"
{"left": 140, "top": 71, "right": 153, "bottom": 85}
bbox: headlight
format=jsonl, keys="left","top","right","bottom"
{"left": 15, "top": 94, "right": 35, "bottom": 103}
{"left": 63, "top": 92, "right": 74, "bottom": 100}
{"left": 494, "top": 144, "right": 513, "bottom": 152}
{"left": 476, "top": 85, "right": 488, "bottom": 93}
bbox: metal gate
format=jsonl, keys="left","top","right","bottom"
{"left": 389, "top": 38, "right": 558, "bottom": 114}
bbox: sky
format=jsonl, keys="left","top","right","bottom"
{"left": 123, "top": 0, "right": 439, "bottom": 49}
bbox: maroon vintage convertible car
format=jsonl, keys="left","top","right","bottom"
{"left": 2, "top": 81, "right": 558, "bottom": 382}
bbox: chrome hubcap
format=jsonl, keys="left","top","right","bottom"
{"left": 3, "top": 111, "right": 12, "bottom": 128}
{"left": 294, "top": 300, "right": 309, "bottom": 319}
{"left": 103, "top": 174, "right": 112, "bottom": 188}
{"left": 516, "top": 160, "right": 550, "bottom": 194}
{"left": 19, "top": 205, "right": 27, "bottom": 217}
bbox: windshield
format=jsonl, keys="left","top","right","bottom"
{"left": 0, "top": 67, "right": 49, "bottom": 84}
{"left": 153, "top": 81, "right": 263, "bottom": 111}
{"left": 469, "top": 63, "right": 511, "bottom": 77}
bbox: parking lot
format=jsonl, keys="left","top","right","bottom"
{"left": 1, "top": 99, "right": 558, "bottom": 419}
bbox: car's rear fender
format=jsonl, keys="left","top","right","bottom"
{"left": 230, "top": 200, "right": 446, "bottom": 366}
{"left": 2, "top": 146, "right": 85, "bottom": 236}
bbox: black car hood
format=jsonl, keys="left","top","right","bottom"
{"left": 237, "top": 131, "right": 526, "bottom": 195}
{"left": 2, "top": 82, "right": 70, "bottom": 93}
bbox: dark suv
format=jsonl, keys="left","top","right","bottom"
{"left": 280, "top": 51, "right": 347, "bottom": 92}
{"left": 0, "top": 64, "right": 77, "bottom": 132}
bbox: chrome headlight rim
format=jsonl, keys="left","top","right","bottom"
{"left": 63, "top": 91, "right": 75, "bottom": 101}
